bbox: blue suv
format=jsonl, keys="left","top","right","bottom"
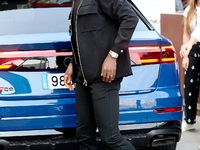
{"left": 0, "top": 0, "right": 182, "bottom": 149}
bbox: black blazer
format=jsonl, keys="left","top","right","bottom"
{"left": 70, "top": 0, "right": 139, "bottom": 84}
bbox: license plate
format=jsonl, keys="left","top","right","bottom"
{"left": 42, "top": 73, "right": 67, "bottom": 90}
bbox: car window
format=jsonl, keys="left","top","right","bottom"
{"left": 0, "top": 0, "right": 72, "bottom": 36}
{"left": 0, "top": 0, "right": 150, "bottom": 72}
{"left": 135, "top": 19, "right": 149, "bottom": 31}
{"left": 0, "top": 0, "right": 150, "bottom": 36}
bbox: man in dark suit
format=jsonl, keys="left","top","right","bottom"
{"left": 64, "top": 0, "right": 138, "bottom": 149}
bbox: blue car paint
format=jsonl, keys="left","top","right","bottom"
{"left": 120, "top": 64, "right": 159, "bottom": 93}
{"left": 0, "top": 14, "right": 182, "bottom": 131}
{"left": 0, "top": 61, "right": 182, "bottom": 131}
{"left": 0, "top": 115, "right": 77, "bottom": 131}
{"left": 0, "top": 72, "right": 32, "bottom": 94}
{"left": 119, "top": 61, "right": 182, "bottom": 122}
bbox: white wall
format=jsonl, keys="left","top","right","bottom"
{"left": 132, "top": 0, "right": 176, "bottom": 21}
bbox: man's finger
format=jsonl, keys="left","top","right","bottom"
{"left": 105, "top": 73, "right": 110, "bottom": 83}
{"left": 108, "top": 72, "right": 115, "bottom": 83}
{"left": 66, "top": 80, "right": 74, "bottom": 91}
{"left": 64, "top": 75, "right": 74, "bottom": 91}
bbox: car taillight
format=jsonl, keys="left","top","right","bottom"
{"left": 161, "top": 46, "right": 177, "bottom": 63}
{"left": 0, "top": 50, "right": 72, "bottom": 71}
{"left": 34, "top": 2, "right": 72, "bottom": 8}
{"left": 129, "top": 45, "right": 176, "bottom": 65}
{"left": 0, "top": 58, "right": 22, "bottom": 71}
{"left": 0, "top": 65, "right": 12, "bottom": 70}
{"left": 153, "top": 107, "right": 182, "bottom": 113}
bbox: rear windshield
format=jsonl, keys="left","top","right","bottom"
{"left": 0, "top": 0, "right": 149, "bottom": 36}
{"left": 0, "top": 0, "right": 151, "bottom": 72}
{"left": 0, "top": 0, "right": 72, "bottom": 36}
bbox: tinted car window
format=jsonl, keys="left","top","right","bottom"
{"left": 0, "top": 0, "right": 72, "bottom": 36}
{"left": 0, "top": 0, "right": 149, "bottom": 36}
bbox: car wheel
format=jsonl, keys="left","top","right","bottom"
{"left": 147, "top": 143, "right": 177, "bottom": 150}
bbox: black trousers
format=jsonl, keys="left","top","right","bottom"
{"left": 75, "top": 79, "right": 135, "bottom": 150}
{"left": 184, "top": 43, "right": 200, "bottom": 124}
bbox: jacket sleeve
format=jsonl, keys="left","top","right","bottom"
{"left": 97, "top": 0, "right": 139, "bottom": 55}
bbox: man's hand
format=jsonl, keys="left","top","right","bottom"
{"left": 101, "top": 53, "right": 117, "bottom": 83}
{"left": 182, "top": 57, "right": 189, "bottom": 71}
{"left": 64, "top": 63, "right": 75, "bottom": 91}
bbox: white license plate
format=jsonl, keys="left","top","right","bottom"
{"left": 42, "top": 73, "right": 67, "bottom": 90}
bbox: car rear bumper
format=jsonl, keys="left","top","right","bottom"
{"left": 120, "top": 120, "right": 181, "bottom": 148}
{"left": 0, "top": 114, "right": 77, "bottom": 131}
{"left": 0, "top": 84, "right": 182, "bottom": 131}
{"left": 0, "top": 121, "right": 181, "bottom": 149}
{"left": 0, "top": 97, "right": 77, "bottom": 131}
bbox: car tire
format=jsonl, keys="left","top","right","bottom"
{"left": 147, "top": 143, "right": 177, "bottom": 150}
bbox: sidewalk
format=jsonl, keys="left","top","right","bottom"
{"left": 176, "top": 115, "right": 200, "bottom": 150}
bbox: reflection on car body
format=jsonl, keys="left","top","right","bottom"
{"left": 0, "top": 0, "right": 182, "bottom": 150}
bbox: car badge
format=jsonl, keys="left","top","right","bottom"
{"left": 0, "top": 78, "right": 15, "bottom": 94}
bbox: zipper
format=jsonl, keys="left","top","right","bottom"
{"left": 74, "top": 0, "right": 88, "bottom": 86}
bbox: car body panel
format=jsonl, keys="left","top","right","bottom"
{"left": 0, "top": 29, "right": 163, "bottom": 98}
{"left": 0, "top": 2, "right": 182, "bottom": 149}
{"left": 0, "top": 33, "right": 71, "bottom": 51}
{"left": 0, "top": 31, "right": 182, "bottom": 130}
{"left": 0, "top": 61, "right": 182, "bottom": 130}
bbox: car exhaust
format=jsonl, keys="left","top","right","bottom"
{"left": 0, "top": 139, "right": 10, "bottom": 150}
{"left": 151, "top": 136, "right": 176, "bottom": 147}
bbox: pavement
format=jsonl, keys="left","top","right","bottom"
{"left": 176, "top": 115, "right": 200, "bottom": 150}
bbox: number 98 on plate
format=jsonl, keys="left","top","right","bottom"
{"left": 42, "top": 73, "right": 67, "bottom": 90}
